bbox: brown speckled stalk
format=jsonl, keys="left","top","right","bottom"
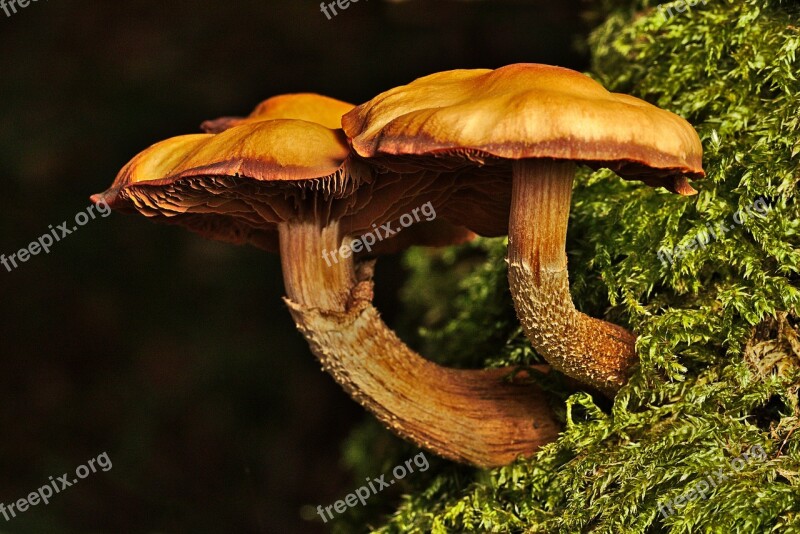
{"left": 278, "top": 217, "right": 560, "bottom": 467}
{"left": 507, "top": 160, "right": 637, "bottom": 396}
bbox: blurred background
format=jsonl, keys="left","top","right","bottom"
{"left": 0, "top": 1, "right": 588, "bottom": 532}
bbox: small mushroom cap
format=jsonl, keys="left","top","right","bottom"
{"left": 92, "top": 119, "right": 353, "bottom": 250}
{"left": 94, "top": 110, "right": 473, "bottom": 252}
{"left": 343, "top": 63, "right": 704, "bottom": 193}
{"left": 201, "top": 93, "right": 354, "bottom": 133}
{"left": 174, "top": 119, "right": 353, "bottom": 183}
{"left": 105, "top": 120, "right": 351, "bottom": 191}
{"left": 95, "top": 119, "right": 352, "bottom": 207}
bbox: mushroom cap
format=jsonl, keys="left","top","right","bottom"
{"left": 201, "top": 93, "right": 354, "bottom": 133}
{"left": 92, "top": 119, "right": 353, "bottom": 250}
{"left": 94, "top": 101, "right": 473, "bottom": 252}
{"left": 118, "top": 120, "right": 352, "bottom": 188}
{"left": 342, "top": 63, "right": 704, "bottom": 193}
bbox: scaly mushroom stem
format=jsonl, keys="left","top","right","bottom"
{"left": 278, "top": 217, "right": 560, "bottom": 467}
{"left": 507, "top": 160, "right": 637, "bottom": 396}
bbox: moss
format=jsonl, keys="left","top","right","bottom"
{"left": 337, "top": 0, "right": 800, "bottom": 532}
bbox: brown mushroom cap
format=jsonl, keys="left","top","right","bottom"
{"left": 94, "top": 113, "right": 473, "bottom": 252}
{"left": 91, "top": 119, "right": 353, "bottom": 251}
{"left": 343, "top": 63, "right": 704, "bottom": 192}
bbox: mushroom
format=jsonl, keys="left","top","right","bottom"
{"left": 200, "top": 92, "right": 353, "bottom": 133}
{"left": 342, "top": 64, "right": 705, "bottom": 395}
{"left": 93, "top": 93, "right": 561, "bottom": 467}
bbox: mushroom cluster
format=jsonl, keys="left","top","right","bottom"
{"left": 94, "top": 64, "right": 703, "bottom": 467}
{"left": 94, "top": 91, "right": 559, "bottom": 467}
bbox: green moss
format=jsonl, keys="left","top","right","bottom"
{"left": 338, "top": 1, "right": 800, "bottom": 532}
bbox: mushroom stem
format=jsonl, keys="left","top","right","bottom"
{"left": 279, "top": 218, "right": 355, "bottom": 312}
{"left": 507, "top": 160, "right": 637, "bottom": 396}
{"left": 277, "top": 217, "right": 560, "bottom": 467}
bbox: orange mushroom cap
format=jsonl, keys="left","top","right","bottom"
{"left": 201, "top": 92, "right": 355, "bottom": 133}
{"left": 343, "top": 63, "right": 704, "bottom": 194}
{"left": 93, "top": 94, "right": 473, "bottom": 252}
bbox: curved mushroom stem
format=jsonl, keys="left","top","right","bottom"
{"left": 507, "top": 160, "right": 637, "bottom": 397}
{"left": 278, "top": 217, "right": 560, "bottom": 467}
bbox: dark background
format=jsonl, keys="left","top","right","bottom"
{"left": 0, "top": 1, "right": 587, "bottom": 532}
